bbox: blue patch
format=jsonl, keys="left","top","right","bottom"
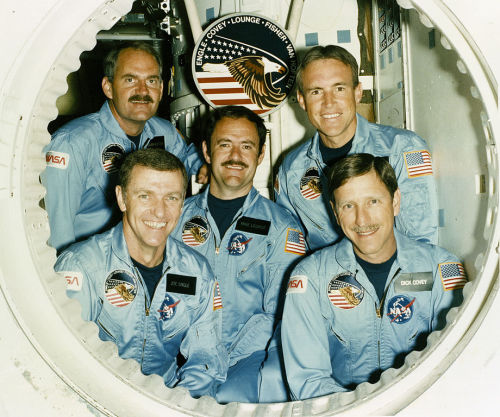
{"left": 386, "top": 295, "right": 415, "bottom": 324}
{"left": 227, "top": 233, "right": 252, "bottom": 256}
{"left": 157, "top": 293, "right": 180, "bottom": 321}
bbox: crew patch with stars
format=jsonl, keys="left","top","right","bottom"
{"left": 386, "top": 295, "right": 415, "bottom": 323}
{"left": 101, "top": 143, "right": 125, "bottom": 174}
{"left": 227, "top": 232, "right": 252, "bottom": 255}
{"left": 300, "top": 167, "right": 322, "bottom": 200}
{"left": 104, "top": 270, "right": 137, "bottom": 307}
{"left": 182, "top": 216, "right": 210, "bottom": 247}
{"left": 157, "top": 293, "right": 180, "bottom": 321}
{"left": 327, "top": 272, "right": 364, "bottom": 309}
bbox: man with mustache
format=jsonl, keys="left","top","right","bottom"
{"left": 281, "top": 153, "right": 466, "bottom": 400}
{"left": 173, "top": 105, "right": 306, "bottom": 403}
{"left": 274, "top": 45, "right": 438, "bottom": 251}
{"left": 54, "top": 148, "right": 226, "bottom": 398}
{"left": 42, "top": 41, "right": 206, "bottom": 252}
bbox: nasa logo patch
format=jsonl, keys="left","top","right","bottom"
{"left": 386, "top": 295, "right": 415, "bottom": 324}
{"left": 192, "top": 13, "right": 297, "bottom": 116}
{"left": 101, "top": 143, "right": 125, "bottom": 174}
{"left": 227, "top": 232, "right": 252, "bottom": 256}
{"left": 59, "top": 271, "right": 83, "bottom": 291}
{"left": 182, "top": 216, "right": 210, "bottom": 247}
{"left": 327, "top": 272, "right": 364, "bottom": 309}
{"left": 46, "top": 151, "right": 69, "bottom": 169}
{"left": 300, "top": 167, "right": 322, "bottom": 200}
{"left": 104, "top": 270, "right": 137, "bottom": 307}
{"left": 157, "top": 293, "right": 180, "bottom": 321}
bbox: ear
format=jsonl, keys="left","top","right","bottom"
{"left": 202, "top": 141, "right": 211, "bottom": 164}
{"left": 330, "top": 201, "right": 340, "bottom": 225}
{"left": 257, "top": 143, "right": 266, "bottom": 165}
{"left": 392, "top": 188, "right": 401, "bottom": 217}
{"left": 158, "top": 78, "right": 164, "bottom": 100}
{"left": 102, "top": 77, "right": 113, "bottom": 100}
{"left": 116, "top": 185, "right": 127, "bottom": 213}
{"left": 297, "top": 89, "right": 306, "bottom": 111}
{"left": 354, "top": 82, "right": 363, "bottom": 104}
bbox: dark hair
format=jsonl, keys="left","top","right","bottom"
{"left": 204, "top": 105, "right": 267, "bottom": 154}
{"left": 103, "top": 41, "right": 163, "bottom": 81}
{"left": 296, "top": 45, "right": 359, "bottom": 94}
{"left": 118, "top": 148, "right": 187, "bottom": 193}
{"left": 328, "top": 153, "right": 398, "bottom": 204}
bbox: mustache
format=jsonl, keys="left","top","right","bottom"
{"left": 129, "top": 95, "right": 154, "bottom": 103}
{"left": 351, "top": 224, "right": 380, "bottom": 233}
{"left": 221, "top": 160, "right": 248, "bottom": 168}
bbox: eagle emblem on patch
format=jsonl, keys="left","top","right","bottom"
{"left": 104, "top": 270, "right": 137, "bottom": 307}
{"left": 101, "top": 143, "right": 125, "bottom": 174}
{"left": 327, "top": 272, "right": 364, "bottom": 309}
{"left": 182, "top": 216, "right": 210, "bottom": 247}
{"left": 300, "top": 167, "right": 322, "bottom": 200}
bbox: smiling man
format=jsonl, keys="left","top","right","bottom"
{"left": 281, "top": 153, "right": 466, "bottom": 400}
{"left": 173, "top": 105, "right": 306, "bottom": 403}
{"left": 274, "top": 44, "right": 438, "bottom": 251}
{"left": 54, "top": 149, "right": 226, "bottom": 398}
{"left": 42, "top": 41, "right": 206, "bottom": 253}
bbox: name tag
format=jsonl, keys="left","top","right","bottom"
{"left": 166, "top": 274, "right": 197, "bottom": 295}
{"left": 394, "top": 272, "right": 433, "bottom": 292}
{"left": 235, "top": 216, "right": 270, "bottom": 235}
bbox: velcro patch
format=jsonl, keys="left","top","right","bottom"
{"left": 394, "top": 272, "right": 433, "bottom": 292}
{"left": 287, "top": 275, "right": 308, "bottom": 294}
{"left": 166, "top": 274, "right": 197, "bottom": 295}
{"left": 59, "top": 271, "right": 83, "bottom": 291}
{"left": 46, "top": 151, "right": 69, "bottom": 169}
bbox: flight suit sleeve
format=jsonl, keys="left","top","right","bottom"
{"left": 41, "top": 133, "right": 87, "bottom": 252}
{"left": 391, "top": 135, "right": 439, "bottom": 245}
{"left": 281, "top": 264, "right": 348, "bottom": 400}
{"left": 176, "top": 263, "right": 228, "bottom": 398}
{"left": 54, "top": 249, "right": 102, "bottom": 322}
{"left": 228, "top": 219, "right": 306, "bottom": 364}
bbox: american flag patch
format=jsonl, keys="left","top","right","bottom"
{"left": 439, "top": 262, "right": 467, "bottom": 291}
{"left": 404, "top": 150, "right": 433, "bottom": 178}
{"left": 213, "top": 281, "right": 223, "bottom": 310}
{"left": 285, "top": 228, "right": 306, "bottom": 255}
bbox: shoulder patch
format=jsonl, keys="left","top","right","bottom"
{"left": 213, "top": 281, "right": 223, "bottom": 310}
{"left": 46, "top": 151, "right": 69, "bottom": 169}
{"left": 439, "top": 262, "right": 467, "bottom": 291}
{"left": 404, "top": 150, "right": 433, "bottom": 178}
{"left": 284, "top": 228, "right": 306, "bottom": 255}
{"left": 287, "top": 275, "right": 308, "bottom": 294}
{"left": 59, "top": 271, "right": 83, "bottom": 291}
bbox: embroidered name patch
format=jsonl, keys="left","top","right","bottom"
{"left": 182, "top": 216, "right": 210, "bottom": 247}
{"left": 287, "top": 275, "right": 308, "bottom": 294}
{"left": 143, "top": 135, "right": 165, "bottom": 149}
{"left": 387, "top": 295, "right": 415, "bottom": 323}
{"left": 157, "top": 293, "right": 180, "bottom": 321}
{"left": 227, "top": 232, "right": 252, "bottom": 255}
{"left": 59, "top": 271, "right": 83, "bottom": 291}
{"left": 46, "top": 151, "right": 69, "bottom": 169}
{"left": 300, "top": 167, "right": 322, "bottom": 200}
{"left": 235, "top": 216, "right": 270, "bottom": 236}
{"left": 327, "top": 273, "right": 364, "bottom": 309}
{"left": 394, "top": 272, "right": 433, "bottom": 292}
{"left": 404, "top": 150, "right": 433, "bottom": 178}
{"left": 284, "top": 228, "right": 306, "bottom": 255}
{"left": 101, "top": 143, "right": 125, "bottom": 174}
{"left": 439, "top": 262, "right": 467, "bottom": 291}
{"left": 213, "top": 281, "right": 223, "bottom": 311}
{"left": 166, "top": 274, "right": 197, "bottom": 295}
{"left": 104, "top": 270, "right": 137, "bottom": 307}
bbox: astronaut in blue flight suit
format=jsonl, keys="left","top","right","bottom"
{"left": 55, "top": 149, "right": 226, "bottom": 398}
{"left": 281, "top": 154, "right": 466, "bottom": 400}
{"left": 42, "top": 41, "right": 206, "bottom": 252}
{"left": 275, "top": 45, "right": 438, "bottom": 251}
{"left": 172, "top": 105, "right": 306, "bottom": 403}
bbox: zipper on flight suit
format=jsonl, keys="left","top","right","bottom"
{"left": 214, "top": 214, "right": 241, "bottom": 255}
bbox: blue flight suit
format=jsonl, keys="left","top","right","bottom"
{"left": 55, "top": 222, "right": 227, "bottom": 398}
{"left": 281, "top": 229, "right": 466, "bottom": 400}
{"left": 275, "top": 114, "right": 439, "bottom": 251}
{"left": 42, "top": 101, "right": 203, "bottom": 251}
{"left": 172, "top": 186, "right": 306, "bottom": 402}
